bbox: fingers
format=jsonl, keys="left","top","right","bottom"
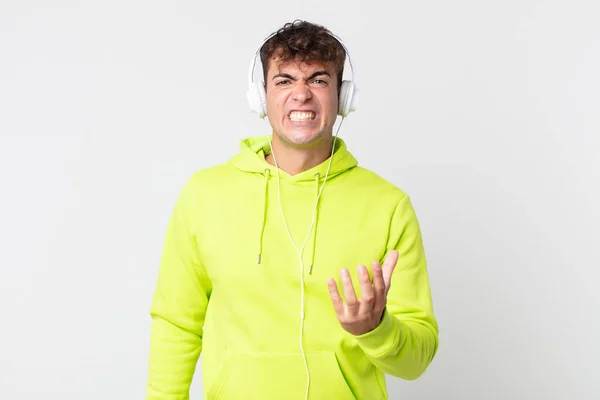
{"left": 371, "top": 260, "right": 386, "bottom": 312}
{"left": 327, "top": 278, "right": 344, "bottom": 315}
{"left": 357, "top": 264, "right": 375, "bottom": 312}
{"left": 329, "top": 251, "right": 399, "bottom": 322}
{"left": 382, "top": 250, "right": 399, "bottom": 291}
{"left": 340, "top": 268, "right": 359, "bottom": 315}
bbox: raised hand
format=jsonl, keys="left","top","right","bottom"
{"left": 327, "top": 250, "right": 399, "bottom": 336}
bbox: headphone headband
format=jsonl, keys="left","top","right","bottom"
{"left": 248, "top": 31, "right": 356, "bottom": 86}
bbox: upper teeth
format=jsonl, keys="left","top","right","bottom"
{"left": 290, "top": 111, "right": 315, "bottom": 121}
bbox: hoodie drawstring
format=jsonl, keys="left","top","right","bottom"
{"left": 257, "top": 168, "right": 270, "bottom": 264}
{"left": 309, "top": 173, "right": 320, "bottom": 274}
{"left": 257, "top": 170, "right": 321, "bottom": 273}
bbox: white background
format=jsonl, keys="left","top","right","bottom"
{"left": 1, "top": 1, "right": 599, "bottom": 399}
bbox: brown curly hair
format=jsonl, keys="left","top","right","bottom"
{"left": 260, "top": 20, "right": 346, "bottom": 93}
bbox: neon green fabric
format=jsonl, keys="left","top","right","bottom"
{"left": 147, "top": 135, "right": 438, "bottom": 399}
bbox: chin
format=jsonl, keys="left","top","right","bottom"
{"left": 281, "top": 130, "right": 324, "bottom": 146}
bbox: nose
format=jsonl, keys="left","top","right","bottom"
{"left": 291, "top": 81, "right": 312, "bottom": 103}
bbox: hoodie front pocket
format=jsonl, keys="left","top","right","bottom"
{"left": 210, "top": 350, "right": 356, "bottom": 400}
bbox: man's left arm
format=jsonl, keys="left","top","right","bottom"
{"left": 357, "top": 195, "right": 438, "bottom": 379}
{"left": 328, "top": 195, "right": 439, "bottom": 380}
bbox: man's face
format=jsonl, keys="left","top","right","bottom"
{"left": 265, "top": 57, "right": 338, "bottom": 147}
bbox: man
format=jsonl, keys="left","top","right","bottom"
{"left": 147, "top": 20, "right": 438, "bottom": 400}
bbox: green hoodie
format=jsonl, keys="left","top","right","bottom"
{"left": 147, "top": 135, "right": 438, "bottom": 400}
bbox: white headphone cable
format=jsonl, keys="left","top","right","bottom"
{"left": 267, "top": 117, "right": 345, "bottom": 400}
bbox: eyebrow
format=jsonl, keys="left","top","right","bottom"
{"left": 272, "top": 70, "right": 332, "bottom": 81}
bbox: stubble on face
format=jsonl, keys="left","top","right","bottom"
{"left": 265, "top": 57, "right": 338, "bottom": 150}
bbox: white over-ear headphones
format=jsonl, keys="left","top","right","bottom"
{"left": 247, "top": 30, "right": 359, "bottom": 118}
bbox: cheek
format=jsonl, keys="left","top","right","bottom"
{"left": 267, "top": 94, "right": 286, "bottom": 115}
{"left": 328, "top": 98, "right": 339, "bottom": 120}
{"left": 330, "top": 91, "right": 339, "bottom": 113}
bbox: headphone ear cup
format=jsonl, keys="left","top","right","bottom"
{"left": 247, "top": 82, "right": 268, "bottom": 118}
{"left": 338, "top": 80, "right": 358, "bottom": 117}
{"left": 257, "top": 82, "right": 267, "bottom": 117}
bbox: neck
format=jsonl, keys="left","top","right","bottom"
{"left": 265, "top": 133, "right": 334, "bottom": 176}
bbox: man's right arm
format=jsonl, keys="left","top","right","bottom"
{"left": 147, "top": 176, "right": 212, "bottom": 399}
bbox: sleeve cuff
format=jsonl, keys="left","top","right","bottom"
{"left": 352, "top": 309, "right": 406, "bottom": 357}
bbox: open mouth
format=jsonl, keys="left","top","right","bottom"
{"left": 288, "top": 111, "right": 316, "bottom": 122}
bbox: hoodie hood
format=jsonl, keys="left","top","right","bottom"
{"left": 228, "top": 135, "right": 358, "bottom": 270}
{"left": 229, "top": 135, "right": 358, "bottom": 183}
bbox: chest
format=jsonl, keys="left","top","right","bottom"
{"left": 195, "top": 184, "right": 391, "bottom": 294}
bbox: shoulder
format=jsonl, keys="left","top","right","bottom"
{"left": 347, "top": 166, "right": 409, "bottom": 204}
{"left": 173, "top": 163, "right": 236, "bottom": 204}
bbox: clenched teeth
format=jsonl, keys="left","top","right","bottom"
{"left": 289, "top": 111, "right": 315, "bottom": 121}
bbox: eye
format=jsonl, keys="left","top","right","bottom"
{"left": 311, "top": 79, "right": 328, "bottom": 86}
{"left": 275, "top": 80, "right": 290, "bottom": 86}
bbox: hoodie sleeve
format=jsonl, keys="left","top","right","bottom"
{"left": 147, "top": 176, "right": 212, "bottom": 399}
{"left": 353, "top": 194, "right": 439, "bottom": 380}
